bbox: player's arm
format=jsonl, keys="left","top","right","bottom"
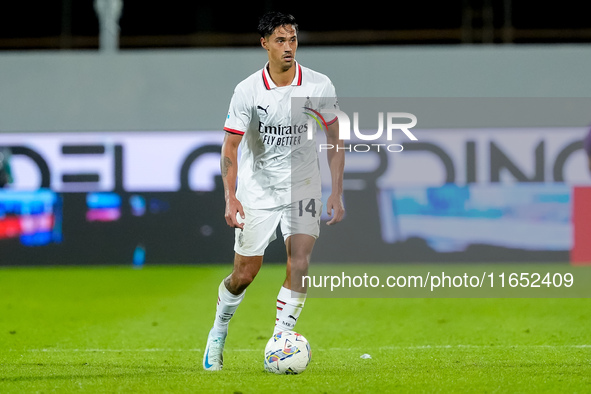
{"left": 325, "top": 119, "right": 345, "bottom": 225}
{"left": 221, "top": 132, "right": 245, "bottom": 229}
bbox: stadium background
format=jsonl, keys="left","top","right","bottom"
{"left": 1, "top": 0, "right": 591, "bottom": 266}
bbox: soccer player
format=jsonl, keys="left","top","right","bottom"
{"left": 203, "top": 11, "right": 345, "bottom": 371}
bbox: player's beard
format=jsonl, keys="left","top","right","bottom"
{"left": 281, "top": 56, "right": 295, "bottom": 71}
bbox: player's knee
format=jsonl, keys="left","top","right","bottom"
{"left": 289, "top": 255, "right": 310, "bottom": 273}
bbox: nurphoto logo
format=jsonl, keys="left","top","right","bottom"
{"left": 304, "top": 107, "right": 418, "bottom": 153}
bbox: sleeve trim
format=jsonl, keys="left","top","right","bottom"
{"left": 326, "top": 116, "right": 338, "bottom": 126}
{"left": 224, "top": 127, "right": 245, "bottom": 135}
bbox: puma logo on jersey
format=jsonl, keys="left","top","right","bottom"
{"left": 257, "top": 105, "right": 269, "bottom": 115}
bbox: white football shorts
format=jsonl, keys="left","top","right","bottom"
{"left": 234, "top": 198, "right": 322, "bottom": 256}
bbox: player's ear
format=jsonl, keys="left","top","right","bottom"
{"left": 260, "top": 36, "right": 269, "bottom": 51}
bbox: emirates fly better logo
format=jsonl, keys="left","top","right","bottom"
{"left": 303, "top": 107, "right": 418, "bottom": 152}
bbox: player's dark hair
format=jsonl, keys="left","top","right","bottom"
{"left": 257, "top": 11, "right": 298, "bottom": 38}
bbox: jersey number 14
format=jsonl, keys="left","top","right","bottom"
{"left": 298, "top": 199, "right": 317, "bottom": 217}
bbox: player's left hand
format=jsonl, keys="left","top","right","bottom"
{"left": 326, "top": 193, "right": 344, "bottom": 225}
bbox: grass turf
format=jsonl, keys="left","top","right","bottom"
{"left": 0, "top": 264, "right": 590, "bottom": 393}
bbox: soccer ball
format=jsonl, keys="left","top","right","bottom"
{"left": 264, "top": 331, "right": 311, "bottom": 374}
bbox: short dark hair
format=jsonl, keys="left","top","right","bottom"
{"left": 257, "top": 11, "right": 298, "bottom": 38}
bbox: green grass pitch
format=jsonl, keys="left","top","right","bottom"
{"left": 1, "top": 264, "right": 590, "bottom": 393}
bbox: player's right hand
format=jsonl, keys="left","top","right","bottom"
{"left": 224, "top": 196, "right": 245, "bottom": 229}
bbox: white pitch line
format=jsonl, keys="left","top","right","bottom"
{"left": 9, "top": 345, "right": 591, "bottom": 353}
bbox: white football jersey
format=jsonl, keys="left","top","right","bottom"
{"left": 224, "top": 61, "right": 338, "bottom": 209}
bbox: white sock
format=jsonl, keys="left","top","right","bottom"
{"left": 212, "top": 278, "right": 245, "bottom": 335}
{"left": 274, "top": 286, "right": 306, "bottom": 334}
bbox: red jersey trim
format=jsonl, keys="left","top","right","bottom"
{"left": 262, "top": 68, "right": 272, "bottom": 90}
{"left": 224, "top": 127, "right": 245, "bottom": 135}
{"left": 326, "top": 116, "right": 338, "bottom": 126}
{"left": 261, "top": 62, "right": 302, "bottom": 90}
